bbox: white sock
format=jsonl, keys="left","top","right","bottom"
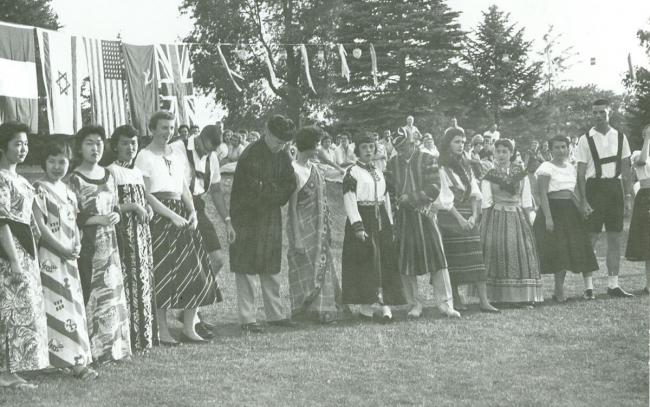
{"left": 583, "top": 275, "right": 594, "bottom": 290}
{"left": 608, "top": 275, "right": 619, "bottom": 289}
{"left": 381, "top": 305, "right": 392, "bottom": 318}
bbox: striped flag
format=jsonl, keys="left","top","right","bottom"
{"left": 155, "top": 43, "right": 196, "bottom": 126}
{"left": 0, "top": 22, "right": 38, "bottom": 132}
{"left": 82, "top": 38, "right": 127, "bottom": 136}
{"left": 36, "top": 29, "right": 82, "bottom": 134}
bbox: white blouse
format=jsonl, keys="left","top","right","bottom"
{"left": 440, "top": 167, "right": 482, "bottom": 202}
{"left": 480, "top": 176, "right": 533, "bottom": 209}
{"left": 534, "top": 161, "right": 576, "bottom": 193}
{"left": 343, "top": 164, "right": 393, "bottom": 226}
{"left": 631, "top": 150, "right": 650, "bottom": 181}
{"left": 134, "top": 147, "right": 185, "bottom": 195}
{"left": 107, "top": 163, "right": 145, "bottom": 186}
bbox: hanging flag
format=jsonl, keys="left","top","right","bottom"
{"left": 628, "top": 53, "right": 636, "bottom": 81}
{"left": 300, "top": 44, "right": 317, "bottom": 95}
{"left": 82, "top": 37, "right": 127, "bottom": 136}
{"left": 264, "top": 51, "right": 279, "bottom": 88}
{"left": 0, "top": 22, "right": 38, "bottom": 132}
{"left": 155, "top": 43, "right": 196, "bottom": 126}
{"left": 369, "top": 43, "right": 378, "bottom": 86}
{"left": 123, "top": 43, "right": 158, "bottom": 136}
{"left": 338, "top": 44, "right": 350, "bottom": 82}
{"left": 217, "top": 44, "right": 242, "bottom": 92}
{"left": 36, "top": 29, "right": 82, "bottom": 134}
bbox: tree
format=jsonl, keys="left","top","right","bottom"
{"left": 462, "top": 5, "right": 542, "bottom": 124}
{"left": 333, "top": 0, "right": 465, "bottom": 135}
{"left": 0, "top": 0, "right": 60, "bottom": 29}
{"left": 625, "top": 20, "right": 650, "bottom": 148}
{"left": 181, "top": 0, "right": 341, "bottom": 128}
{"left": 538, "top": 25, "right": 578, "bottom": 104}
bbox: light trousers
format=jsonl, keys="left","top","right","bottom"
{"left": 235, "top": 273, "right": 285, "bottom": 324}
{"left": 401, "top": 268, "right": 454, "bottom": 307}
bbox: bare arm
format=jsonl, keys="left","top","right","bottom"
{"left": 537, "top": 174, "right": 552, "bottom": 223}
{"left": 142, "top": 176, "right": 183, "bottom": 221}
{"left": 576, "top": 162, "right": 588, "bottom": 208}
{"left": 32, "top": 202, "right": 74, "bottom": 258}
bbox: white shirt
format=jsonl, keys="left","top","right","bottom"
{"left": 343, "top": 164, "right": 393, "bottom": 226}
{"left": 631, "top": 150, "right": 650, "bottom": 181}
{"left": 216, "top": 143, "right": 229, "bottom": 161}
{"left": 535, "top": 161, "right": 577, "bottom": 193}
{"left": 420, "top": 144, "right": 439, "bottom": 158}
{"left": 170, "top": 137, "right": 222, "bottom": 196}
{"left": 134, "top": 147, "right": 186, "bottom": 195}
{"left": 336, "top": 144, "right": 357, "bottom": 166}
{"left": 574, "top": 127, "right": 631, "bottom": 179}
{"left": 483, "top": 129, "right": 500, "bottom": 140}
{"left": 107, "top": 163, "right": 145, "bottom": 187}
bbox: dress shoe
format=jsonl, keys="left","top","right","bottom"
{"left": 583, "top": 289, "right": 595, "bottom": 300}
{"left": 195, "top": 323, "right": 215, "bottom": 339}
{"left": 268, "top": 319, "right": 298, "bottom": 328}
{"left": 607, "top": 287, "right": 634, "bottom": 298}
{"left": 241, "top": 323, "right": 264, "bottom": 333}
{"left": 438, "top": 303, "right": 461, "bottom": 318}
{"left": 407, "top": 304, "right": 423, "bottom": 318}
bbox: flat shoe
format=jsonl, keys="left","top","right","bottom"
{"left": 241, "top": 323, "right": 264, "bottom": 333}
{"left": 195, "top": 323, "right": 215, "bottom": 339}
{"left": 607, "top": 287, "right": 634, "bottom": 298}
{"left": 479, "top": 307, "right": 500, "bottom": 313}
{"left": 180, "top": 333, "right": 208, "bottom": 344}
{"left": 454, "top": 304, "right": 469, "bottom": 311}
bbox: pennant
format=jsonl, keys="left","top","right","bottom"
{"left": 155, "top": 44, "right": 196, "bottom": 126}
{"left": 82, "top": 37, "right": 127, "bottom": 137}
{"left": 338, "top": 44, "right": 350, "bottom": 82}
{"left": 36, "top": 29, "right": 82, "bottom": 134}
{"left": 0, "top": 22, "right": 38, "bottom": 132}
{"left": 264, "top": 51, "right": 278, "bottom": 88}
{"left": 217, "top": 44, "right": 242, "bottom": 92}
{"left": 300, "top": 44, "right": 317, "bottom": 95}
{"left": 123, "top": 43, "right": 158, "bottom": 136}
{"left": 369, "top": 43, "right": 378, "bottom": 86}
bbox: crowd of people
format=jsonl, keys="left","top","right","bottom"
{"left": 0, "top": 98, "right": 648, "bottom": 389}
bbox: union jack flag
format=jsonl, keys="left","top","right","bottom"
{"left": 155, "top": 44, "right": 196, "bottom": 126}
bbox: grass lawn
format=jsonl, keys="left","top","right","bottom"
{"left": 2, "top": 169, "right": 648, "bottom": 407}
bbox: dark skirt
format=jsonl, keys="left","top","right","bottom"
{"left": 626, "top": 188, "right": 650, "bottom": 261}
{"left": 533, "top": 198, "right": 599, "bottom": 274}
{"left": 437, "top": 202, "right": 487, "bottom": 285}
{"left": 341, "top": 205, "right": 405, "bottom": 305}
{"left": 395, "top": 206, "right": 447, "bottom": 276}
{"left": 150, "top": 198, "right": 222, "bottom": 309}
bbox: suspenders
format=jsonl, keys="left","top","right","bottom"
{"left": 182, "top": 139, "right": 212, "bottom": 195}
{"left": 585, "top": 129, "right": 624, "bottom": 179}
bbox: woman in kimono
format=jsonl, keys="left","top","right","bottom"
{"left": 33, "top": 137, "right": 97, "bottom": 379}
{"left": 341, "top": 134, "right": 405, "bottom": 322}
{"left": 286, "top": 126, "right": 341, "bottom": 324}
{"left": 437, "top": 128, "right": 499, "bottom": 313}
{"left": 481, "top": 139, "right": 544, "bottom": 306}
{"left": 0, "top": 122, "right": 48, "bottom": 389}
{"left": 107, "top": 125, "right": 157, "bottom": 351}
{"left": 68, "top": 126, "right": 132, "bottom": 363}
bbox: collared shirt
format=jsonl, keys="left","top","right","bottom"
{"left": 170, "top": 136, "right": 222, "bottom": 196}
{"left": 574, "top": 127, "right": 631, "bottom": 179}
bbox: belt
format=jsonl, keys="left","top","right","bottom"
{"left": 357, "top": 200, "right": 384, "bottom": 206}
{"left": 153, "top": 191, "right": 181, "bottom": 201}
{"left": 493, "top": 203, "right": 520, "bottom": 211}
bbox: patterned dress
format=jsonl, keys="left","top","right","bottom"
{"left": 108, "top": 162, "right": 157, "bottom": 351}
{"left": 0, "top": 169, "right": 48, "bottom": 373}
{"left": 287, "top": 164, "right": 341, "bottom": 322}
{"left": 68, "top": 169, "right": 131, "bottom": 363}
{"left": 34, "top": 181, "right": 93, "bottom": 369}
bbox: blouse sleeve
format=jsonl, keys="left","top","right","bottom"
{"left": 432, "top": 170, "right": 454, "bottom": 211}
{"left": 480, "top": 179, "right": 493, "bottom": 209}
{"left": 32, "top": 182, "right": 47, "bottom": 216}
{"left": 521, "top": 176, "right": 533, "bottom": 209}
{"left": 0, "top": 175, "right": 12, "bottom": 221}
{"left": 534, "top": 161, "right": 552, "bottom": 177}
{"left": 342, "top": 168, "right": 363, "bottom": 232}
{"left": 469, "top": 173, "right": 482, "bottom": 200}
{"left": 134, "top": 150, "right": 151, "bottom": 178}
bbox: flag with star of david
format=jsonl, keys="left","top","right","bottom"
{"left": 155, "top": 44, "right": 196, "bottom": 126}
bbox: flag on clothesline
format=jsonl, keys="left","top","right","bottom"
{"left": 82, "top": 38, "right": 127, "bottom": 137}
{"left": 123, "top": 43, "right": 158, "bottom": 136}
{"left": 156, "top": 44, "right": 196, "bottom": 126}
{"left": 0, "top": 22, "right": 38, "bottom": 132}
{"left": 36, "top": 29, "right": 83, "bottom": 134}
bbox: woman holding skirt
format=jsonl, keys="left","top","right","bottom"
{"left": 625, "top": 125, "right": 650, "bottom": 294}
{"left": 534, "top": 136, "right": 599, "bottom": 301}
{"left": 342, "top": 134, "right": 405, "bottom": 322}
{"left": 481, "top": 139, "right": 544, "bottom": 306}
{"left": 287, "top": 126, "right": 341, "bottom": 323}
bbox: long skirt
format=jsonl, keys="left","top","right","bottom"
{"left": 150, "top": 198, "right": 221, "bottom": 309}
{"left": 341, "top": 205, "right": 405, "bottom": 305}
{"left": 626, "top": 188, "right": 650, "bottom": 261}
{"left": 395, "top": 206, "right": 447, "bottom": 276}
{"left": 0, "top": 239, "right": 49, "bottom": 373}
{"left": 534, "top": 198, "right": 599, "bottom": 274}
{"left": 481, "top": 204, "right": 544, "bottom": 303}
{"left": 437, "top": 203, "right": 487, "bottom": 285}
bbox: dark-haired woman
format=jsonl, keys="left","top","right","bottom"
{"left": 0, "top": 122, "right": 48, "bottom": 389}
{"left": 437, "top": 128, "right": 498, "bottom": 313}
{"left": 68, "top": 126, "right": 132, "bottom": 362}
{"left": 481, "top": 139, "right": 544, "bottom": 306}
{"left": 341, "top": 134, "right": 405, "bottom": 322}
{"left": 287, "top": 126, "right": 341, "bottom": 323}
{"left": 108, "top": 125, "right": 157, "bottom": 351}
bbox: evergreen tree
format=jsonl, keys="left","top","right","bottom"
{"left": 0, "top": 0, "right": 59, "bottom": 29}
{"left": 625, "top": 21, "right": 650, "bottom": 148}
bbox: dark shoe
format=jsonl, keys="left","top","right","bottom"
{"left": 454, "top": 304, "right": 469, "bottom": 312}
{"left": 358, "top": 313, "right": 373, "bottom": 322}
{"left": 241, "top": 323, "right": 264, "bottom": 333}
{"left": 195, "top": 323, "right": 215, "bottom": 339}
{"left": 583, "top": 289, "right": 595, "bottom": 300}
{"left": 479, "top": 306, "right": 500, "bottom": 314}
{"left": 380, "top": 315, "right": 393, "bottom": 324}
{"left": 607, "top": 287, "right": 634, "bottom": 298}
{"left": 197, "top": 312, "right": 217, "bottom": 330}
{"left": 268, "top": 319, "right": 298, "bottom": 328}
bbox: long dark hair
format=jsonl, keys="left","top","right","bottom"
{"left": 438, "top": 128, "right": 471, "bottom": 189}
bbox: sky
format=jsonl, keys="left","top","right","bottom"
{"left": 49, "top": 0, "right": 650, "bottom": 123}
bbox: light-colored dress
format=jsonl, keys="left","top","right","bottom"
{"left": 0, "top": 169, "right": 48, "bottom": 373}
{"left": 68, "top": 169, "right": 131, "bottom": 362}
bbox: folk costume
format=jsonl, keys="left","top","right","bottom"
{"left": 626, "top": 150, "right": 650, "bottom": 261}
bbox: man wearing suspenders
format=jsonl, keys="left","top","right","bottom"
{"left": 575, "top": 99, "right": 635, "bottom": 299}
{"left": 172, "top": 122, "right": 236, "bottom": 337}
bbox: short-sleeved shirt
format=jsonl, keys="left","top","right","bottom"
{"left": 170, "top": 136, "right": 221, "bottom": 196}
{"left": 535, "top": 161, "right": 576, "bottom": 193}
{"left": 134, "top": 147, "right": 186, "bottom": 195}
{"left": 574, "top": 127, "right": 631, "bottom": 179}
{"left": 631, "top": 150, "right": 650, "bottom": 181}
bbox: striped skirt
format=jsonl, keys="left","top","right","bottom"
{"left": 395, "top": 206, "right": 447, "bottom": 276}
{"left": 481, "top": 204, "right": 544, "bottom": 303}
{"left": 150, "top": 198, "right": 222, "bottom": 309}
{"left": 437, "top": 203, "right": 487, "bottom": 285}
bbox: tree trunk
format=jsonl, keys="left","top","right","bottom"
{"left": 283, "top": 0, "right": 302, "bottom": 127}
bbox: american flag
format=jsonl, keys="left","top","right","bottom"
{"left": 82, "top": 38, "right": 127, "bottom": 136}
{"left": 155, "top": 43, "right": 196, "bottom": 126}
